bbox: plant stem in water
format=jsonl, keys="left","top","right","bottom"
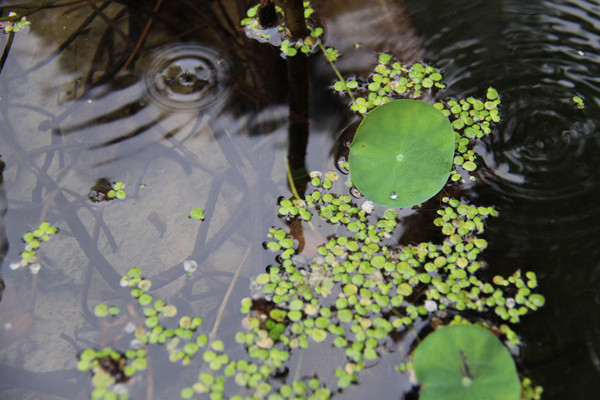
{"left": 283, "top": 0, "right": 309, "bottom": 38}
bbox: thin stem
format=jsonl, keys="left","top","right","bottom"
{"left": 209, "top": 246, "right": 251, "bottom": 340}
{"left": 286, "top": 158, "right": 302, "bottom": 201}
{"left": 317, "top": 41, "right": 356, "bottom": 102}
{"left": 286, "top": 158, "right": 315, "bottom": 230}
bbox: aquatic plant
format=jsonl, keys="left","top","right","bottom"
{"left": 413, "top": 324, "right": 521, "bottom": 400}
{"left": 88, "top": 180, "right": 127, "bottom": 202}
{"left": 80, "top": 267, "right": 208, "bottom": 399}
{"left": 434, "top": 88, "right": 501, "bottom": 181}
{"left": 74, "top": 4, "right": 546, "bottom": 399}
{"left": 93, "top": 304, "right": 121, "bottom": 318}
{"left": 0, "top": 12, "right": 30, "bottom": 34}
{"left": 79, "top": 164, "right": 543, "bottom": 398}
{"left": 241, "top": 1, "right": 321, "bottom": 58}
{"left": 348, "top": 99, "right": 455, "bottom": 208}
{"left": 106, "top": 181, "right": 127, "bottom": 200}
{"left": 572, "top": 95, "right": 584, "bottom": 109}
{"left": 331, "top": 53, "right": 501, "bottom": 187}
{"left": 189, "top": 208, "right": 205, "bottom": 221}
{"left": 334, "top": 54, "right": 446, "bottom": 115}
{"left": 10, "top": 221, "right": 58, "bottom": 274}
{"left": 316, "top": 46, "right": 501, "bottom": 197}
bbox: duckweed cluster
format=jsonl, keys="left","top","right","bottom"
{"left": 242, "top": 171, "right": 544, "bottom": 389}
{"left": 107, "top": 181, "right": 127, "bottom": 200}
{"left": 10, "top": 221, "right": 58, "bottom": 273}
{"left": 80, "top": 267, "right": 210, "bottom": 399}
{"left": 572, "top": 95, "right": 584, "bottom": 109}
{"left": 73, "top": 4, "right": 546, "bottom": 399}
{"left": 433, "top": 88, "right": 501, "bottom": 181}
{"left": 78, "top": 95, "right": 543, "bottom": 399}
{"left": 77, "top": 347, "right": 146, "bottom": 400}
{"left": 333, "top": 53, "right": 446, "bottom": 115}
{"left": 79, "top": 177, "right": 543, "bottom": 398}
{"left": 241, "top": 1, "right": 324, "bottom": 58}
{"left": 0, "top": 12, "right": 31, "bottom": 33}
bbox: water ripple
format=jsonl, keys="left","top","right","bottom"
{"left": 408, "top": 0, "right": 600, "bottom": 395}
{"left": 144, "top": 43, "right": 231, "bottom": 113}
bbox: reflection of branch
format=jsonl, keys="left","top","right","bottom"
{"left": 0, "top": 32, "right": 14, "bottom": 76}
{"left": 209, "top": 246, "right": 251, "bottom": 340}
{"left": 0, "top": 0, "right": 61, "bottom": 21}
{"left": 286, "top": 52, "right": 309, "bottom": 197}
{"left": 1, "top": 105, "right": 122, "bottom": 289}
{"left": 119, "top": 0, "right": 164, "bottom": 73}
{"left": 84, "top": 0, "right": 134, "bottom": 46}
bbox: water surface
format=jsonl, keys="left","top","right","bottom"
{"left": 0, "top": 0, "right": 598, "bottom": 399}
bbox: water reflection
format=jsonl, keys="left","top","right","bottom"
{"left": 0, "top": 1, "right": 285, "bottom": 398}
{"left": 1, "top": 0, "right": 599, "bottom": 398}
{"left": 144, "top": 43, "right": 231, "bottom": 113}
{"left": 407, "top": 0, "right": 600, "bottom": 396}
{"left": 0, "top": 157, "right": 6, "bottom": 302}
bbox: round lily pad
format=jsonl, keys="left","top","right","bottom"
{"left": 349, "top": 99, "right": 455, "bottom": 208}
{"left": 413, "top": 324, "right": 521, "bottom": 400}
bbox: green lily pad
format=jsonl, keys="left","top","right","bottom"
{"left": 349, "top": 99, "right": 455, "bottom": 208}
{"left": 413, "top": 324, "right": 521, "bottom": 400}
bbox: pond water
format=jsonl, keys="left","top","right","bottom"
{"left": 0, "top": 0, "right": 598, "bottom": 399}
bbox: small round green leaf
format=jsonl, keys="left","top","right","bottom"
{"left": 413, "top": 324, "right": 520, "bottom": 400}
{"left": 349, "top": 100, "right": 455, "bottom": 208}
{"left": 189, "top": 208, "right": 205, "bottom": 220}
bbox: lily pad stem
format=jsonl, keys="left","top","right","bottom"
{"left": 286, "top": 159, "right": 315, "bottom": 230}
{"left": 286, "top": 158, "right": 302, "bottom": 201}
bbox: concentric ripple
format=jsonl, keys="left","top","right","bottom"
{"left": 407, "top": 0, "right": 600, "bottom": 398}
{"left": 144, "top": 43, "right": 231, "bottom": 113}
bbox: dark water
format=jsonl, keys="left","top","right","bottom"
{"left": 0, "top": 0, "right": 598, "bottom": 399}
{"left": 406, "top": 0, "right": 600, "bottom": 398}
{"left": 410, "top": 1, "right": 600, "bottom": 399}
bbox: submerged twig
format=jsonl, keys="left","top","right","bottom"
{"left": 209, "top": 245, "right": 251, "bottom": 340}
{"left": 84, "top": 0, "right": 134, "bottom": 46}
{"left": 118, "top": 0, "right": 164, "bottom": 73}
{"left": 80, "top": 206, "right": 105, "bottom": 324}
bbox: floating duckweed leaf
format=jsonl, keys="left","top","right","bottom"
{"left": 349, "top": 100, "right": 455, "bottom": 208}
{"left": 189, "top": 208, "right": 205, "bottom": 220}
{"left": 139, "top": 293, "right": 153, "bottom": 306}
{"left": 312, "top": 328, "right": 327, "bottom": 342}
{"left": 413, "top": 324, "right": 521, "bottom": 400}
{"left": 94, "top": 304, "right": 108, "bottom": 317}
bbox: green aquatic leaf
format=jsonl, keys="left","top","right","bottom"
{"left": 189, "top": 208, "right": 205, "bottom": 220}
{"left": 413, "top": 324, "right": 521, "bottom": 400}
{"left": 349, "top": 100, "right": 455, "bottom": 208}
